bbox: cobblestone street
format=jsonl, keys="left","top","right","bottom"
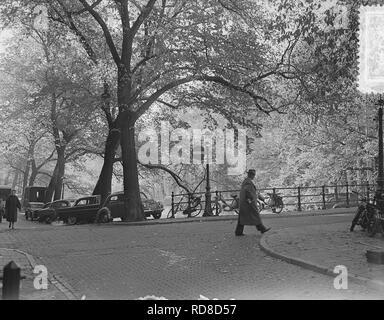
{"left": 0, "top": 211, "right": 382, "bottom": 300}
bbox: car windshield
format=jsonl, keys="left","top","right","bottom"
{"left": 53, "top": 201, "right": 69, "bottom": 208}
{"left": 108, "top": 194, "right": 124, "bottom": 202}
{"left": 76, "top": 199, "right": 90, "bottom": 205}
{"left": 75, "top": 196, "right": 100, "bottom": 206}
{"left": 30, "top": 203, "right": 44, "bottom": 208}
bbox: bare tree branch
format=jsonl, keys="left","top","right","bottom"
{"left": 138, "top": 160, "right": 191, "bottom": 194}
{"left": 128, "top": 0, "right": 157, "bottom": 45}
{"left": 134, "top": 76, "right": 196, "bottom": 120}
{"left": 78, "top": 0, "right": 121, "bottom": 65}
{"left": 55, "top": 0, "right": 99, "bottom": 64}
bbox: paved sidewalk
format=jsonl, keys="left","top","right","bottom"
{"left": 260, "top": 222, "right": 384, "bottom": 291}
{"left": 0, "top": 247, "right": 67, "bottom": 300}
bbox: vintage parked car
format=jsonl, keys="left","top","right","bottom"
{"left": 54, "top": 195, "right": 101, "bottom": 225}
{"left": 95, "top": 192, "right": 164, "bottom": 223}
{"left": 25, "top": 202, "right": 45, "bottom": 220}
{"left": 23, "top": 186, "right": 47, "bottom": 217}
{"left": 31, "top": 199, "right": 73, "bottom": 223}
{"left": 39, "top": 193, "right": 163, "bottom": 225}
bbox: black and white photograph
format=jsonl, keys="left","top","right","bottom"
{"left": 0, "top": 0, "right": 383, "bottom": 307}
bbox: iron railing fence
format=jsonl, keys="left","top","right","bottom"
{"left": 170, "top": 182, "right": 375, "bottom": 217}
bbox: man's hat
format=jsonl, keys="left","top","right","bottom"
{"left": 247, "top": 169, "right": 256, "bottom": 175}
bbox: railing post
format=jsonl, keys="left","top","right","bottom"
{"left": 187, "top": 193, "right": 191, "bottom": 218}
{"left": 334, "top": 185, "right": 338, "bottom": 201}
{"left": 334, "top": 184, "right": 338, "bottom": 208}
{"left": 366, "top": 181, "right": 370, "bottom": 202}
{"left": 215, "top": 191, "right": 219, "bottom": 216}
{"left": 297, "top": 186, "right": 302, "bottom": 212}
{"left": 2, "top": 261, "right": 21, "bottom": 300}
{"left": 272, "top": 188, "right": 276, "bottom": 205}
{"left": 322, "top": 185, "right": 326, "bottom": 210}
{"left": 346, "top": 182, "right": 350, "bottom": 207}
{"left": 171, "top": 192, "right": 175, "bottom": 218}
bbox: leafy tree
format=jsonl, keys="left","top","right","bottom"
{"left": 0, "top": 24, "right": 103, "bottom": 201}
{"left": 0, "top": 0, "right": 369, "bottom": 218}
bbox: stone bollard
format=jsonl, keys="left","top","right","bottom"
{"left": 1, "top": 261, "right": 21, "bottom": 300}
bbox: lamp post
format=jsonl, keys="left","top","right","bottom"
{"left": 376, "top": 97, "right": 384, "bottom": 212}
{"left": 198, "top": 145, "right": 212, "bottom": 217}
{"left": 203, "top": 163, "right": 212, "bottom": 217}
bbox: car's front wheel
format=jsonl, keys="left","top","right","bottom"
{"left": 45, "top": 215, "right": 56, "bottom": 224}
{"left": 152, "top": 211, "right": 162, "bottom": 219}
{"left": 95, "top": 208, "right": 112, "bottom": 224}
{"left": 67, "top": 216, "right": 77, "bottom": 225}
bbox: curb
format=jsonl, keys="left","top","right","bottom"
{"left": 108, "top": 208, "right": 356, "bottom": 227}
{"left": 259, "top": 231, "right": 384, "bottom": 293}
{"left": 0, "top": 248, "right": 79, "bottom": 300}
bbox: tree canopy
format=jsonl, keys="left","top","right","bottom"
{"left": 0, "top": 0, "right": 377, "bottom": 218}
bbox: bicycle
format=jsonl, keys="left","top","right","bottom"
{"left": 366, "top": 209, "right": 384, "bottom": 237}
{"left": 213, "top": 192, "right": 239, "bottom": 215}
{"left": 167, "top": 193, "right": 203, "bottom": 218}
{"left": 350, "top": 194, "right": 378, "bottom": 234}
{"left": 261, "top": 192, "right": 284, "bottom": 214}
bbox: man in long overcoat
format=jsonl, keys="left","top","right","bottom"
{"left": 235, "top": 169, "right": 270, "bottom": 236}
{"left": 5, "top": 190, "right": 21, "bottom": 229}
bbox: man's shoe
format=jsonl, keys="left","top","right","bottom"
{"left": 235, "top": 233, "right": 245, "bottom": 236}
{"left": 257, "top": 224, "right": 267, "bottom": 231}
{"left": 260, "top": 226, "right": 271, "bottom": 234}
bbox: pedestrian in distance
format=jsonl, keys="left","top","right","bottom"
{"left": 5, "top": 190, "right": 21, "bottom": 229}
{"left": 0, "top": 198, "right": 5, "bottom": 223}
{"left": 235, "top": 169, "right": 271, "bottom": 236}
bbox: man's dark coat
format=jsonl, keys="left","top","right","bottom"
{"left": 238, "top": 177, "right": 261, "bottom": 226}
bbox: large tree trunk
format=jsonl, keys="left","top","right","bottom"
{"left": 11, "top": 170, "right": 19, "bottom": 190}
{"left": 92, "top": 126, "right": 120, "bottom": 203}
{"left": 28, "top": 170, "right": 37, "bottom": 186}
{"left": 22, "top": 160, "right": 31, "bottom": 200}
{"left": 54, "top": 147, "right": 66, "bottom": 200}
{"left": 117, "top": 62, "right": 144, "bottom": 221}
{"left": 28, "top": 161, "right": 38, "bottom": 186}
{"left": 120, "top": 115, "right": 144, "bottom": 221}
{"left": 45, "top": 163, "right": 59, "bottom": 203}
{"left": 22, "top": 143, "right": 34, "bottom": 199}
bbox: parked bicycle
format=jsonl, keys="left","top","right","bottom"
{"left": 258, "top": 192, "right": 284, "bottom": 214}
{"left": 350, "top": 192, "right": 383, "bottom": 237}
{"left": 214, "top": 191, "right": 284, "bottom": 215}
{"left": 350, "top": 196, "right": 374, "bottom": 232}
{"left": 167, "top": 193, "right": 203, "bottom": 218}
{"left": 366, "top": 208, "right": 384, "bottom": 237}
{"left": 212, "top": 192, "right": 239, "bottom": 215}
